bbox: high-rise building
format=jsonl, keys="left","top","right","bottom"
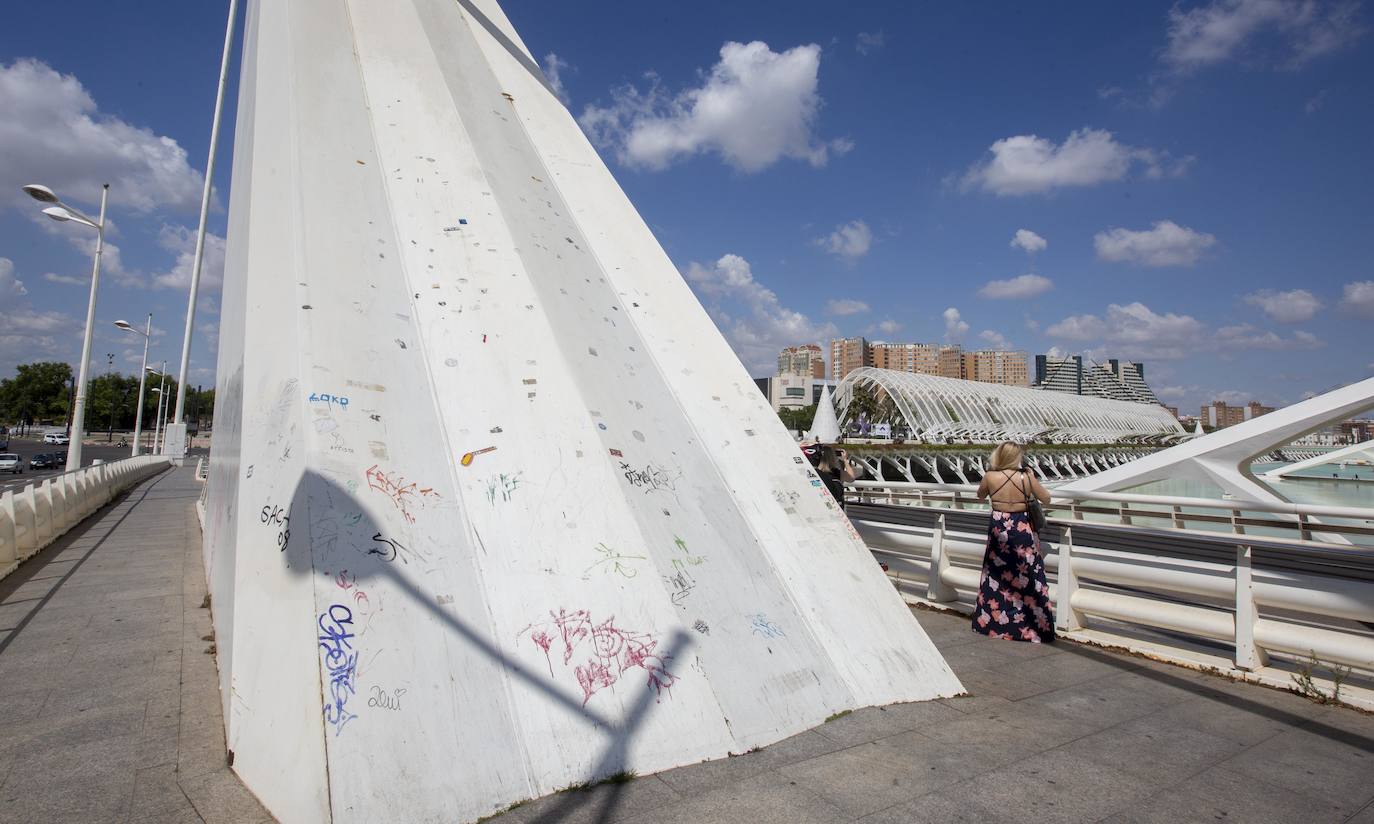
{"left": 1201, "top": 400, "right": 1275, "bottom": 429}
{"left": 1036, "top": 354, "right": 1158, "bottom": 404}
{"left": 831, "top": 337, "right": 1026, "bottom": 386}
{"left": 830, "top": 336, "right": 872, "bottom": 381}
{"left": 965, "top": 349, "right": 1030, "bottom": 387}
{"left": 777, "top": 344, "right": 825, "bottom": 379}
{"left": 1035, "top": 355, "right": 1085, "bottom": 395}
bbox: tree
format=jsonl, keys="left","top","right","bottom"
{"left": 0, "top": 362, "right": 74, "bottom": 429}
{"left": 843, "top": 384, "right": 881, "bottom": 432}
{"left": 777, "top": 404, "right": 816, "bottom": 435}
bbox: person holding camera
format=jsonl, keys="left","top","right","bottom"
{"left": 815, "top": 444, "right": 858, "bottom": 511}
{"left": 971, "top": 441, "right": 1054, "bottom": 643}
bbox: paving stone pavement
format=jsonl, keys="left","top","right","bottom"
{"left": 0, "top": 464, "right": 270, "bottom": 824}
{"left": 3, "top": 463, "right": 1372, "bottom": 824}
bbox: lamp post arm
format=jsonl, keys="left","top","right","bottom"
{"left": 174, "top": 0, "right": 239, "bottom": 428}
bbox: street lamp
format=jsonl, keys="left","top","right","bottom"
{"left": 23, "top": 182, "right": 109, "bottom": 470}
{"left": 170, "top": 0, "right": 241, "bottom": 465}
{"left": 115, "top": 315, "right": 153, "bottom": 457}
{"left": 147, "top": 362, "right": 167, "bottom": 453}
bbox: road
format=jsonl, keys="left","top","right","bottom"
{"left": 0, "top": 437, "right": 209, "bottom": 494}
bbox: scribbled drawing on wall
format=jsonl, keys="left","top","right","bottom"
{"left": 367, "top": 686, "right": 405, "bottom": 711}
{"left": 618, "top": 461, "right": 681, "bottom": 495}
{"left": 692, "top": 620, "right": 710, "bottom": 635}
{"left": 670, "top": 535, "right": 707, "bottom": 573}
{"left": 309, "top": 392, "right": 350, "bottom": 409}
{"left": 518, "top": 608, "right": 677, "bottom": 707}
{"left": 367, "top": 532, "right": 420, "bottom": 566}
{"left": 260, "top": 503, "right": 291, "bottom": 551}
{"left": 318, "top": 604, "right": 359, "bottom": 736}
{"left": 773, "top": 489, "right": 801, "bottom": 514}
{"left": 583, "top": 543, "right": 646, "bottom": 579}
{"left": 484, "top": 472, "right": 523, "bottom": 506}
{"left": 663, "top": 567, "right": 696, "bottom": 606}
{"left": 747, "top": 613, "right": 786, "bottom": 639}
{"left": 365, "top": 464, "right": 440, "bottom": 524}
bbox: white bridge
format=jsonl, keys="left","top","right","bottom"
{"left": 848, "top": 479, "right": 1374, "bottom": 710}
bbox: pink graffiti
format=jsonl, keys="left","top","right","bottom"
{"left": 365, "top": 464, "right": 441, "bottom": 524}
{"left": 519, "top": 609, "right": 676, "bottom": 707}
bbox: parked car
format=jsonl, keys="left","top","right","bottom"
{"left": 29, "top": 453, "right": 55, "bottom": 470}
{"left": 43, "top": 433, "right": 70, "bottom": 445}
{"left": 0, "top": 453, "right": 22, "bottom": 474}
{"left": 52, "top": 452, "right": 67, "bottom": 468}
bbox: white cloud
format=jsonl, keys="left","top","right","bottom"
{"left": 816, "top": 220, "right": 873, "bottom": 260}
{"left": 1215, "top": 323, "right": 1323, "bottom": 350}
{"left": 0, "top": 59, "right": 205, "bottom": 214}
{"left": 943, "top": 307, "right": 969, "bottom": 341}
{"left": 542, "top": 53, "right": 571, "bottom": 105}
{"left": 960, "top": 128, "right": 1188, "bottom": 196}
{"left": 580, "top": 41, "right": 845, "bottom": 173}
{"left": 685, "top": 253, "right": 836, "bottom": 375}
{"left": 977, "top": 273, "right": 1053, "bottom": 300}
{"left": 1305, "top": 89, "right": 1329, "bottom": 113}
{"left": 1010, "top": 229, "right": 1047, "bottom": 253}
{"left": 42, "top": 271, "right": 86, "bottom": 286}
{"left": 1162, "top": 0, "right": 1366, "bottom": 73}
{"left": 0, "top": 258, "right": 29, "bottom": 305}
{"left": 979, "top": 330, "right": 1013, "bottom": 350}
{"left": 1243, "top": 288, "right": 1322, "bottom": 322}
{"left": 856, "top": 31, "right": 886, "bottom": 55}
{"left": 1156, "top": 384, "right": 1191, "bottom": 400}
{"left": 1209, "top": 389, "right": 1254, "bottom": 405}
{"left": 1341, "top": 280, "right": 1374, "bottom": 317}
{"left": 877, "top": 319, "right": 902, "bottom": 335}
{"left": 150, "top": 225, "right": 226, "bottom": 292}
{"left": 825, "top": 298, "right": 870, "bottom": 316}
{"left": 1046, "top": 302, "right": 1206, "bottom": 359}
{"left": 1094, "top": 220, "right": 1216, "bottom": 266}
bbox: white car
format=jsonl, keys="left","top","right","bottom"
{"left": 0, "top": 453, "right": 22, "bottom": 474}
{"left": 43, "top": 433, "right": 70, "bottom": 445}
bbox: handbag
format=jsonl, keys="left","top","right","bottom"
{"left": 1022, "top": 469, "right": 1047, "bottom": 532}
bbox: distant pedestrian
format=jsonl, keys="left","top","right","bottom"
{"left": 815, "top": 444, "right": 857, "bottom": 511}
{"left": 972, "top": 441, "right": 1054, "bottom": 643}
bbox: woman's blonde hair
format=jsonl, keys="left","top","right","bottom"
{"left": 989, "top": 441, "right": 1024, "bottom": 471}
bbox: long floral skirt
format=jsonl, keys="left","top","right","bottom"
{"left": 971, "top": 510, "right": 1055, "bottom": 643}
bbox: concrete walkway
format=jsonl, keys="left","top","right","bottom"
{"left": 2, "top": 464, "right": 1372, "bottom": 823}
{"left": 0, "top": 463, "right": 269, "bottom": 824}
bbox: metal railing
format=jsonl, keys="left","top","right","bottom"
{"left": 0, "top": 455, "right": 171, "bottom": 582}
{"left": 847, "top": 480, "right": 1374, "bottom": 705}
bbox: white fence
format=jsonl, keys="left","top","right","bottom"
{"left": 849, "top": 480, "right": 1374, "bottom": 709}
{"left": 0, "top": 455, "right": 171, "bottom": 582}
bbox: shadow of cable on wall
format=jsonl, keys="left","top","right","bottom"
{"left": 273, "top": 470, "right": 691, "bottom": 824}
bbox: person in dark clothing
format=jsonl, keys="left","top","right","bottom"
{"left": 815, "top": 444, "right": 858, "bottom": 510}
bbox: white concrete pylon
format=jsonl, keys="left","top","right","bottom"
{"left": 807, "top": 385, "right": 841, "bottom": 442}
{"left": 1193, "top": 418, "right": 1205, "bottom": 437}
{"left": 1062, "top": 377, "right": 1374, "bottom": 502}
{"left": 202, "top": 2, "right": 961, "bottom": 822}
{"left": 1263, "top": 438, "right": 1374, "bottom": 479}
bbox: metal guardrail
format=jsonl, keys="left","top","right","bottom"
{"left": 847, "top": 480, "right": 1374, "bottom": 705}
{"left": 0, "top": 455, "right": 171, "bottom": 583}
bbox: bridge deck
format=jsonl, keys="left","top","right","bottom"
{"left": 0, "top": 464, "right": 1370, "bottom": 823}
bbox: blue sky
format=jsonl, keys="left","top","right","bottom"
{"left": 0, "top": 1, "right": 1371, "bottom": 413}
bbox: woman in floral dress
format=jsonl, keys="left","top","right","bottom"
{"left": 972, "top": 442, "right": 1055, "bottom": 642}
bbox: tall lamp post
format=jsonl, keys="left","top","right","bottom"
{"left": 115, "top": 316, "right": 153, "bottom": 457}
{"left": 22, "top": 183, "right": 108, "bottom": 470}
{"left": 170, "top": 0, "right": 240, "bottom": 464}
{"left": 148, "top": 362, "right": 167, "bottom": 453}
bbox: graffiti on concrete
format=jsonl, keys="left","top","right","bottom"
{"left": 519, "top": 608, "right": 677, "bottom": 707}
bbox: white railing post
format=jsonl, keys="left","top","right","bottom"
{"left": 1119, "top": 500, "right": 1133, "bottom": 526}
{"left": 926, "top": 513, "right": 957, "bottom": 603}
{"left": 1234, "top": 544, "right": 1264, "bottom": 671}
{"left": 0, "top": 492, "right": 17, "bottom": 572}
{"left": 1055, "top": 525, "right": 1084, "bottom": 632}
{"left": 13, "top": 487, "right": 36, "bottom": 560}
{"left": 1231, "top": 509, "right": 1245, "bottom": 536}
{"left": 1171, "top": 504, "right": 1184, "bottom": 529}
